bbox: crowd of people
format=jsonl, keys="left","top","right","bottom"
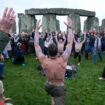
{"left": 4, "top": 27, "right": 105, "bottom": 66}
{"left": 0, "top": 7, "right": 105, "bottom": 105}
{"left": 2, "top": 26, "right": 105, "bottom": 65}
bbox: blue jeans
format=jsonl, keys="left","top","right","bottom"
{"left": 89, "top": 46, "right": 97, "bottom": 64}
{"left": 93, "top": 49, "right": 103, "bottom": 63}
{"left": 0, "top": 63, "right": 4, "bottom": 79}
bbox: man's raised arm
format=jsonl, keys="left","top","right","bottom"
{"left": 34, "top": 20, "right": 45, "bottom": 60}
{"left": 62, "top": 17, "right": 74, "bottom": 61}
{"left": 0, "top": 7, "right": 15, "bottom": 52}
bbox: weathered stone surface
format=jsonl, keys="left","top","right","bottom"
{"left": 99, "top": 26, "right": 101, "bottom": 31}
{"left": 101, "top": 19, "right": 105, "bottom": 31}
{"left": 75, "top": 9, "right": 95, "bottom": 17}
{"left": 12, "top": 21, "right": 16, "bottom": 33}
{"left": 84, "top": 20, "right": 87, "bottom": 32}
{"left": 42, "top": 15, "right": 57, "bottom": 32}
{"left": 25, "top": 8, "right": 95, "bottom": 17}
{"left": 84, "top": 17, "right": 99, "bottom": 32}
{"left": 68, "top": 14, "right": 81, "bottom": 32}
{"left": 56, "top": 19, "right": 60, "bottom": 31}
{"left": 18, "top": 14, "right": 36, "bottom": 33}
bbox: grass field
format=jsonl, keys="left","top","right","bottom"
{"left": 3, "top": 53, "right": 105, "bottom": 105}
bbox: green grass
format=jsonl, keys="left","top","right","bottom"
{"left": 3, "top": 53, "right": 105, "bottom": 105}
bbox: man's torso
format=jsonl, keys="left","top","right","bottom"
{"left": 75, "top": 42, "right": 82, "bottom": 52}
{"left": 41, "top": 57, "right": 67, "bottom": 84}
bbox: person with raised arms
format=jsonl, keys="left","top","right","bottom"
{"left": 34, "top": 17, "right": 74, "bottom": 105}
{"left": 74, "top": 32, "right": 86, "bottom": 65}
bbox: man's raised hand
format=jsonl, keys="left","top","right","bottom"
{"left": 64, "top": 17, "right": 74, "bottom": 43}
{"left": 64, "top": 17, "right": 72, "bottom": 28}
{"left": 36, "top": 20, "right": 42, "bottom": 30}
{"left": 34, "top": 20, "right": 42, "bottom": 45}
{"left": 0, "top": 7, "right": 16, "bottom": 33}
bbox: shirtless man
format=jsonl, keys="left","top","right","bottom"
{"left": 34, "top": 18, "right": 74, "bottom": 105}
{"left": 74, "top": 32, "right": 86, "bottom": 65}
{"left": 56, "top": 32, "right": 66, "bottom": 56}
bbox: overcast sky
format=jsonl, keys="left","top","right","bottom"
{"left": 0, "top": 0, "right": 105, "bottom": 32}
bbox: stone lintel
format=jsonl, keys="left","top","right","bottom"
{"left": 25, "top": 8, "right": 95, "bottom": 17}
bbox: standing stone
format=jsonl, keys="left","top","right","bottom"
{"left": 18, "top": 14, "right": 36, "bottom": 33}
{"left": 101, "top": 19, "right": 105, "bottom": 31}
{"left": 68, "top": 14, "right": 81, "bottom": 32}
{"left": 56, "top": 19, "right": 60, "bottom": 31}
{"left": 84, "top": 17, "right": 99, "bottom": 32}
{"left": 84, "top": 20, "right": 87, "bottom": 32}
{"left": 11, "top": 21, "right": 16, "bottom": 34}
{"left": 42, "top": 15, "right": 57, "bottom": 32}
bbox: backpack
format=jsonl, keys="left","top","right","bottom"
{"left": 65, "top": 64, "right": 78, "bottom": 78}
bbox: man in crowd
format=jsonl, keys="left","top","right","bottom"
{"left": 12, "top": 42, "right": 25, "bottom": 65}
{"left": 74, "top": 32, "right": 86, "bottom": 65}
{"left": 34, "top": 18, "right": 74, "bottom": 105}
{"left": 56, "top": 32, "right": 66, "bottom": 56}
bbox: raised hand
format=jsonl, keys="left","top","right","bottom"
{"left": 0, "top": 7, "right": 16, "bottom": 33}
{"left": 36, "top": 20, "right": 42, "bottom": 30}
{"left": 64, "top": 17, "right": 72, "bottom": 28}
{"left": 64, "top": 17, "right": 74, "bottom": 43}
{"left": 34, "top": 20, "right": 42, "bottom": 45}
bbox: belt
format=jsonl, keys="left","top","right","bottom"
{"left": 47, "top": 81, "right": 64, "bottom": 87}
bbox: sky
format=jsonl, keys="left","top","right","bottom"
{"left": 0, "top": 0, "right": 105, "bottom": 33}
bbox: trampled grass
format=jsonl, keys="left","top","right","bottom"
{"left": 3, "top": 53, "right": 105, "bottom": 105}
